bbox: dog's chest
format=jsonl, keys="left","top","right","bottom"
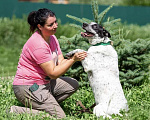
{"left": 88, "top": 45, "right": 117, "bottom": 58}
{"left": 86, "top": 45, "right": 118, "bottom": 70}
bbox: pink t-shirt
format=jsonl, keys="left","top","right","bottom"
{"left": 13, "top": 31, "right": 62, "bottom": 85}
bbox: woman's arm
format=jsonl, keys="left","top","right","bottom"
{"left": 39, "top": 51, "right": 87, "bottom": 79}
{"left": 57, "top": 54, "right": 67, "bottom": 65}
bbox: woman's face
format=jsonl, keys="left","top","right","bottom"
{"left": 40, "top": 16, "right": 58, "bottom": 36}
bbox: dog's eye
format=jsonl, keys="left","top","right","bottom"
{"left": 94, "top": 26, "right": 97, "bottom": 29}
{"left": 92, "top": 25, "right": 97, "bottom": 29}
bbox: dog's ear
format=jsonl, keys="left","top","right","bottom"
{"left": 97, "top": 24, "right": 111, "bottom": 38}
{"left": 103, "top": 29, "right": 111, "bottom": 38}
{"left": 107, "top": 32, "right": 111, "bottom": 38}
{"left": 97, "top": 24, "right": 105, "bottom": 38}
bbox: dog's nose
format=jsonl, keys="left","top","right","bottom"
{"left": 82, "top": 23, "right": 88, "bottom": 28}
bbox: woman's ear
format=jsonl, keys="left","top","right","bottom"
{"left": 37, "top": 24, "right": 42, "bottom": 31}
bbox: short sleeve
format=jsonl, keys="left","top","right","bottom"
{"left": 31, "top": 48, "right": 53, "bottom": 64}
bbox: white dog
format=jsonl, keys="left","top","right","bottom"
{"left": 66, "top": 22, "right": 128, "bottom": 118}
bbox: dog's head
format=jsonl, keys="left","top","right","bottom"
{"left": 81, "top": 22, "right": 111, "bottom": 38}
{"left": 81, "top": 22, "right": 111, "bottom": 45}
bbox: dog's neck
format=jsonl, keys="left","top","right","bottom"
{"left": 88, "top": 36, "right": 111, "bottom": 45}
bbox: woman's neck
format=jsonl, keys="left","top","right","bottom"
{"left": 38, "top": 30, "right": 50, "bottom": 44}
{"left": 43, "top": 36, "right": 50, "bottom": 44}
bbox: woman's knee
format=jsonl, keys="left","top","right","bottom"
{"left": 61, "top": 77, "right": 79, "bottom": 91}
{"left": 72, "top": 78, "right": 79, "bottom": 91}
{"left": 45, "top": 105, "right": 66, "bottom": 119}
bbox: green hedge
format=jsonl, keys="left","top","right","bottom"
{"left": 69, "top": 0, "right": 150, "bottom": 6}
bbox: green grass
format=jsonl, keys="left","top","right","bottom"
{"left": 0, "top": 76, "right": 150, "bottom": 120}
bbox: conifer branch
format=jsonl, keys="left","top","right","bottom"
{"left": 69, "top": 24, "right": 83, "bottom": 31}
{"left": 82, "top": 18, "right": 92, "bottom": 23}
{"left": 98, "top": 3, "right": 114, "bottom": 24}
{"left": 60, "top": 34, "right": 80, "bottom": 41}
{"left": 103, "top": 18, "right": 121, "bottom": 26}
{"left": 66, "top": 14, "right": 86, "bottom": 23}
{"left": 91, "top": 0, "right": 99, "bottom": 23}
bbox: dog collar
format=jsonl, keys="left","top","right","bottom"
{"left": 93, "top": 41, "right": 111, "bottom": 46}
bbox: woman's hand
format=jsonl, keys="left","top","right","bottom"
{"left": 72, "top": 51, "right": 87, "bottom": 61}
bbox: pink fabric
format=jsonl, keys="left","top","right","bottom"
{"left": 13, "top": 31, "right": 62, "bottom": 85}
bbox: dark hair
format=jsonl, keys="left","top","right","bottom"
{"left": 28, "top": 8, "right": 55, "bottom": 33}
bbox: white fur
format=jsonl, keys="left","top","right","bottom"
{"left": 66, "top": 41, "right": 128, "bottom": 118}
{"left": 66, "top": 22, "right": 128, "bottom": 118}
{"left": 81, "top": 41, "right": 128, "bottom": 118}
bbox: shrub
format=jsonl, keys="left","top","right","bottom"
{"left": 0, "top": 16, "right": 29, "bottom": 48}
{"left": 123, "top": 0, "right": 150, "bottom": 6}
{"left": 116, "top": 38, "right": 150, "bottom": 87}
{"left": 117, "top": 23, "right": 150, "bottom": 41}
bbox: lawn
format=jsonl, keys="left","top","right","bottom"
{"left": 0, "top": 75, "right": 150, "bottom": 120}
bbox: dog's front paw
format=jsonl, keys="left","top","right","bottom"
{"left": 93, "top": 105, "right": 111, "bottom": 118}
{"left": 93, "top": 105, "right": 105, "bottom": 117}
{"left": 65, "top": 49, "right": 86, "bottom": 58}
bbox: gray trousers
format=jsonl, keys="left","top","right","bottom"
{"left": 12, "top": 77, "right": 79, "bottom": 119}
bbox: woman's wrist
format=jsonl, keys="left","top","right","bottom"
{"left": 68, "top": 57, "right": 76, "bottom": 63}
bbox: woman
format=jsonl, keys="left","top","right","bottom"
{"left": 11, "top": 8, "right": 87, "bottom": 119}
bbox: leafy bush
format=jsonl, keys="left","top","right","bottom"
{"left": 116, "top": 38, "right": 150, "bottom": 87}
{"left": 0, "top": 16, "right": 30, "bottom": 76}
{"left": 69, "top": 0, "right": 150, "bottom": 6}
{"left": 123, "top": 0, "right": 150, "bottom": 6}
{"left": 0, "top": 17, "right": 77, "bottom": 49}
{"left": 117, "top": 23, "right": 150, "bottom": 41}
{"left": 55, "top": 20, "right": 78, "bottom": 38}
{"left": 69, "top": 0, "right": 122, "bottom": 5}
{"left": 0, "top": 16, "right": 30, "bottom": 48}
